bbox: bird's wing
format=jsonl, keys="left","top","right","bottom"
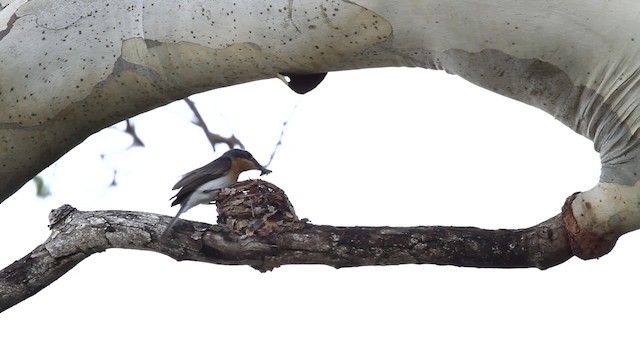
{"left": 170, "top": 156, "right": 231, "bottom": 207}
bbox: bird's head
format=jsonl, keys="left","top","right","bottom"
{"left": 225, "top": 149, "right": 271, "bottom": 175}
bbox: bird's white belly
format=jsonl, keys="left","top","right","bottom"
{"left": 182, "top": 174, "right": 235, "bottom": 213}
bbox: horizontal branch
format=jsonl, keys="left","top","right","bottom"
{"left": 3, "top": 180, "right": 614, "bottom": 314}
{"left": 0, "top": 203, "right": 574, "bottom": 313}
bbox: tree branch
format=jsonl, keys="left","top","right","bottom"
{"left": 123, "top": 119, "right": 145, "bottom": 148}
{"left": 184, "top": 97, "right": 244, "bottom": 151}
{"left": 264, "top": 105, "right": 297, "bottom": 168}
{"left": 0, "top": 180, "right": 587, "bottom": 314}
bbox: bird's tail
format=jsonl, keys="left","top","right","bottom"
{"left": 160, "top": 206, "right": 186, "bottom": 241}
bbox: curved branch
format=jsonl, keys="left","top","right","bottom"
{"left": 2, "top": 1, "right": 640, "bottom": 248}
{"left": 3, "top": 1, "right": 640, "bottom": 208}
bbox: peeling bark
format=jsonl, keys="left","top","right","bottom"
{"left": 562, "top": 192, "right": 618, "bottom": 259}
{"left": 0, "top": 181, "right": 582, "bottom": 313}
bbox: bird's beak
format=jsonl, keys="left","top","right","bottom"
{"left": 250, "top": 158, "right": 271, "bottom": 175}
{"left": 260, "top": 167, "right": 272, "bottom": 176}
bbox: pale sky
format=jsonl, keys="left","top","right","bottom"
{"left": 1, "top": 68, "right": 637, "bottom": 359}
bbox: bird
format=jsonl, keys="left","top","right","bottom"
{"left": 161, "top": 149, "right": 271, "bottom": 240}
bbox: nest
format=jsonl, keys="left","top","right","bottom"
{"left": 216, "top": 179, "right": 305, "bottom": 237}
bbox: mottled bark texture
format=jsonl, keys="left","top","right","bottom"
{"left": 0, "top": 180, "right": 598, "bottom": 313}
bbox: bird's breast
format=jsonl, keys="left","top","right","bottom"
{"left": 180, "top": 173, "right": 237, "bottom": 212}
{"left": 199, "top": 173, "right": 236, "bottom": 191}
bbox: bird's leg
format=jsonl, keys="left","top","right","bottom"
{"left": 160, "top": 205, "right": 187, "bottom": 241}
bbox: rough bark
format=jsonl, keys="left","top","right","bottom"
{"left": 0, "top": 205, "right": 576, "bottom": 313}
{"left": 0, "top": 180, "right": 588, "bottom": 313}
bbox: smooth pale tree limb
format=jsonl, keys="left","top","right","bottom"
{"left": 0, "top": 180, "right": 593, "bottom": 313}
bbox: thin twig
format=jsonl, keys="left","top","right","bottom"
{"left": 124, "top": 118, "right": 145, "bottom": 148}
{"left": 265, "top": 102, "right": 299, "bottom": 167}
{"left": 184, "top": 97, "right": 244, "bottom": 151}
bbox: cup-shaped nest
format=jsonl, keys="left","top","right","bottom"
{"left": 216, "top": 179, "right": 304, "bottom": 237}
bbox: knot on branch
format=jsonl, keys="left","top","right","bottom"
{"left": 48, "top": 204, "right": 77, "bottom": 229}
{"left": 216, "top": 180, "right": 305, "bottom": 238}
{"left": 561, "top": 192, "right": 617, "bottom": 260}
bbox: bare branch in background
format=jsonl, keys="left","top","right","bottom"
{"left": 98, "top": 154, "right": 118, "bottom": 187}
{"left": 265, "top": 103, "right": 298, "bottom": 168}
{"left": 184, "top": 97, "right": 244, "bottom": 151}
{"left": 123, "top": 119, "right": 145, "bottom": 148}
{"left": 265, "top": 119, "right": 289, "bottom": 168}
{"left": 109, "top": 169, "right": 118, "bottom": 187}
